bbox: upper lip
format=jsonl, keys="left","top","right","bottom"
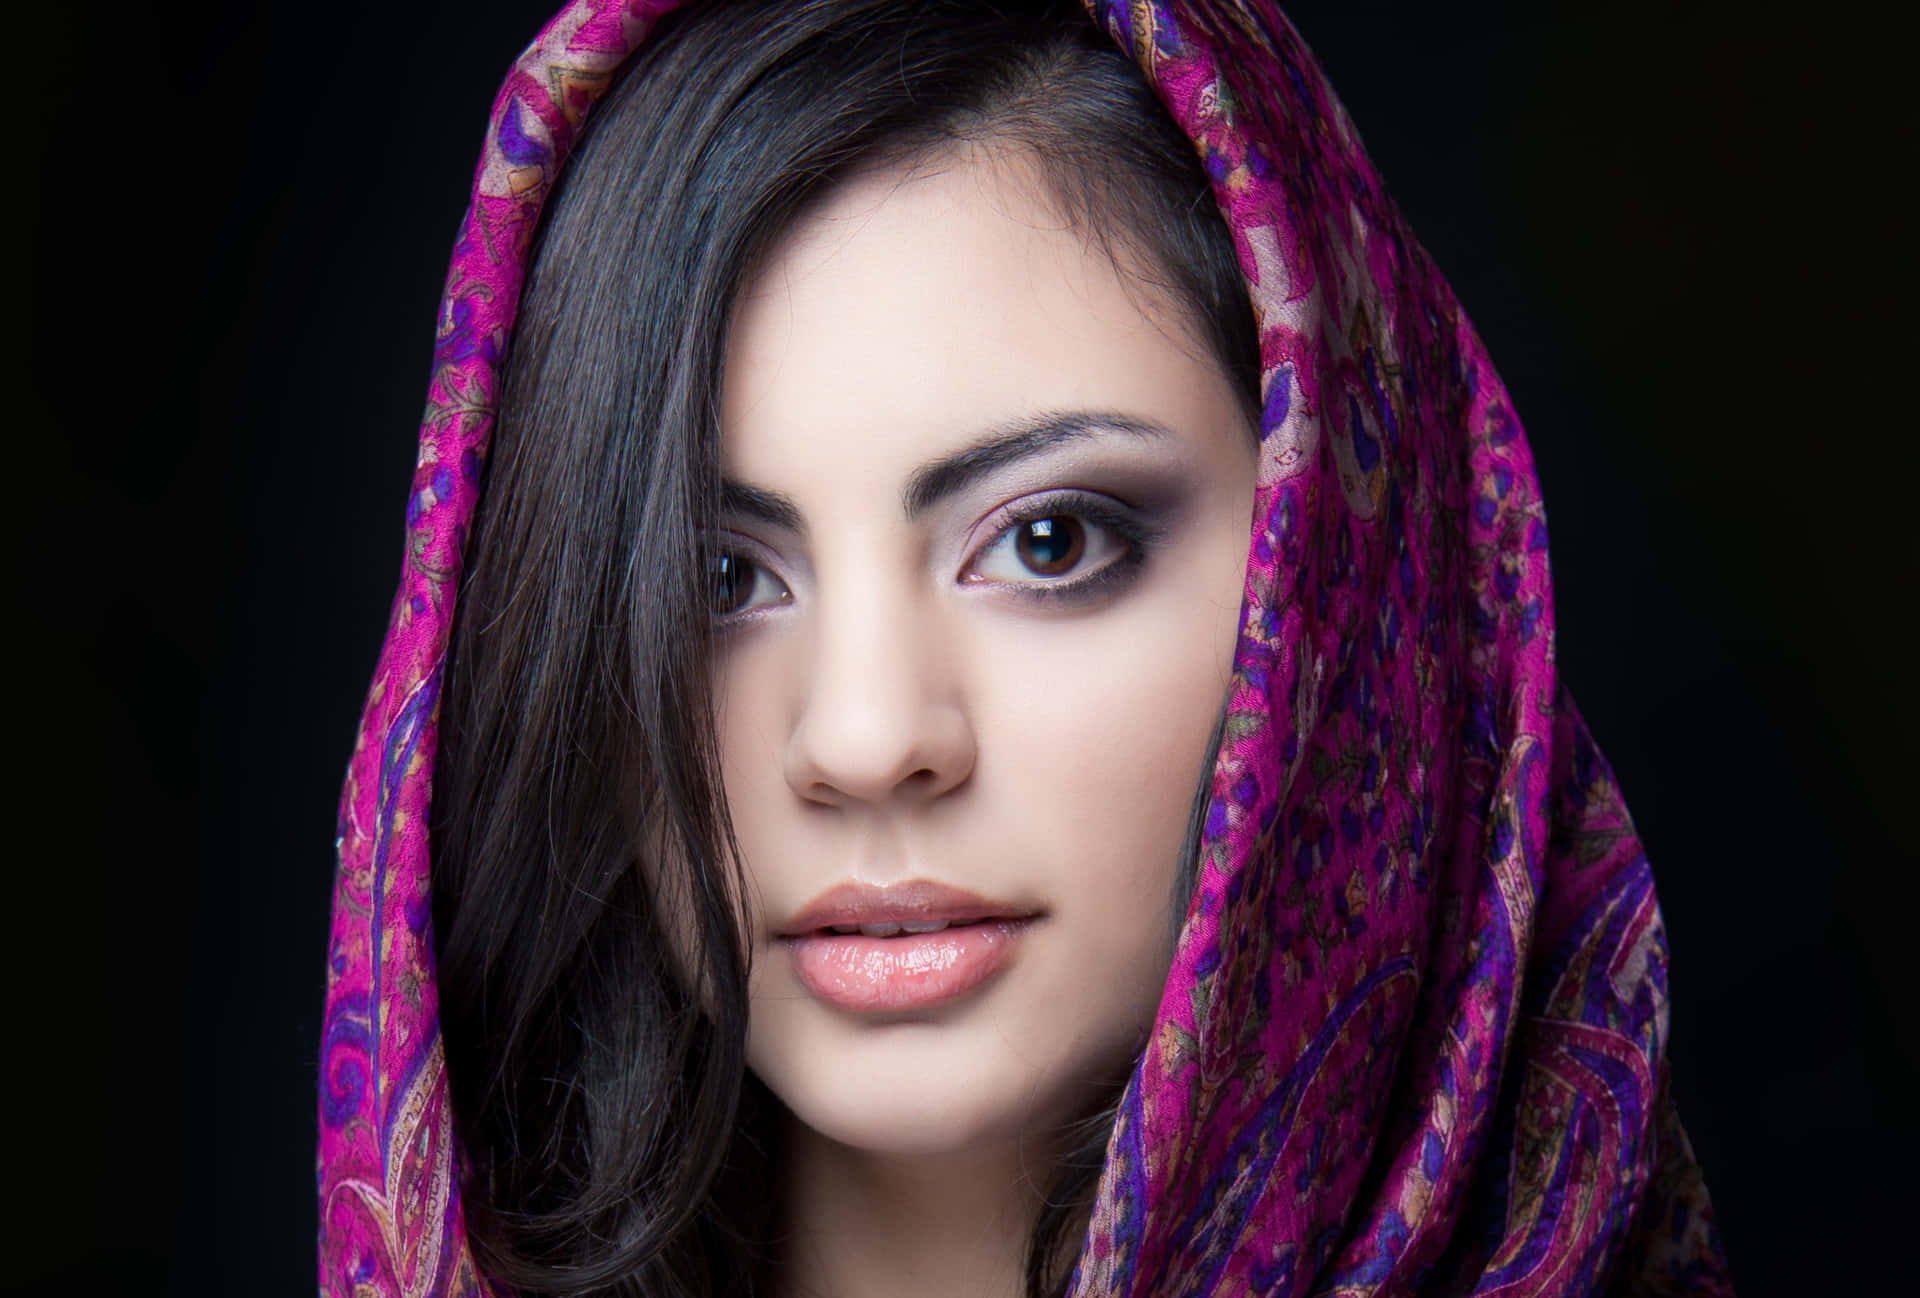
{"left": 777, "top": 880, "right": 1039, "bottom": 937}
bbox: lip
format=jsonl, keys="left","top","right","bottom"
{"left": 776, "top": 879, "right": 1038, "bottom": 937}
{"left": 776, "top": 880, "right": 1041, "bottom": 1014}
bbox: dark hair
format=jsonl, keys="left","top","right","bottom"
{"left": 429, "top": 1, "right": 1257, "bottom": 1293}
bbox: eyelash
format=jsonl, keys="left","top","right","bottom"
{"left": 707, "top": 490, "right": 1159, "bottom": 621}
{"left": 967, "top": 490, "right": 1157, "bottom": 608}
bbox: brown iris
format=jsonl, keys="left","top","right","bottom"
{"left": 1015, "top": 516, "right": 1085, "bottom": 576}
{"left": 713, "top": 552, "right": 753, "bottom": 614}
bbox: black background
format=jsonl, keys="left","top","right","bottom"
{"left": 17, "top": 0, "right": 1914, "bottom": 1293}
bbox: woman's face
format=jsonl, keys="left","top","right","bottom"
{"left": 715, "top": 145, "right": 1256, "bottom": 1157}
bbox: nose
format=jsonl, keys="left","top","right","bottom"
{"left": 783, "top": 585, "right": 976, "bottom": 808}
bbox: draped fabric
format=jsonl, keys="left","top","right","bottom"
{"left": 316, "top": 2, "right": 1735, "bottom": 1294}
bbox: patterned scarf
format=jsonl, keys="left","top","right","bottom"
{"left": 317, "top": 2, "right": 1735, "bottom": 1294}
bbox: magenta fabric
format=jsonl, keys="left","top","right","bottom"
{"left": 317, "top": 2, "right": 1735, "bottom": 1294}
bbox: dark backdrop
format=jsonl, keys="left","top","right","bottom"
{"left": 17, "top": 0, "right": 1914, "bottom": 1293}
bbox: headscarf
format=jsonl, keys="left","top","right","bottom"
{"left": 317, "top": 2, "right": 1735, "bottom": 1294}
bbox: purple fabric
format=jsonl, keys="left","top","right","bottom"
{"left": 317, "top": 2, "right": 1735, "bottom": 1294}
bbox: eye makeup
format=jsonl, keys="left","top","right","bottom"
{"left": 708, "top": 479, "right": 1178, "bottom": 623}
{"left": 708, "top": 533, "right": 795, "bottom": 620}
{"left": 960, "top": 488, "right": 1166, "bottom": 610}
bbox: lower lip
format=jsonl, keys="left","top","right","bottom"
{"left": 784, "top": 920, "right": 1031, "bottom": 1014}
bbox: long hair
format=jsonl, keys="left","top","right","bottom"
{"left": 428, "top": 1, "right": 1258, "bottom": 1292}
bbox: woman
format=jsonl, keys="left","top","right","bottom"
{"left": 317, "top": 1, "right": 1734, "bottom": 1295}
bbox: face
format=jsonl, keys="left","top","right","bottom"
{"left": 713, "top": 144, "right": 1256, "bottom": 1158}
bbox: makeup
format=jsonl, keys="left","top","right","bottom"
{"left": 777, "top": 881, "right": 1039, "bottom": 1014}
{"left": 963, "top": 488, "right": 1161, "bottom": 608}
{"left": 785, "top": 920, "right": 1032, "bottom": 1013}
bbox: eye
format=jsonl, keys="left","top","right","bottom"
{"left": 711, "top": 549, "right": 792, "bottom": 617}
{"left": 965, "top": 492, "right": 1151, "bottom": 601}
{"left": 973, "top": 514, "right": 1108, "bottom": 581}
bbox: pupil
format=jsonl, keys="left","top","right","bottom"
{"left": 1016, "top": 517, "right": 1084, "bottom": 576}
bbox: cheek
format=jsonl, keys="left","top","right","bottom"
{"left": 712, "top": 639, "right": 794, "bottom": 891}
{"left": 984, "top": 561, "right": 1241, "bottom": 861}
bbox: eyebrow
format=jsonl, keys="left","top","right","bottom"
{"left": 717, "top": 410, "right": 1172, "bottom": 535}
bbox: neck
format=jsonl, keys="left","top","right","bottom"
{"left": 774, "top": 1112, "right": 1065, "bottom": 1298}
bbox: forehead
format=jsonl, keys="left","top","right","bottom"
{"left": 719, "top": 145, "right": 1236, "bottom": 495}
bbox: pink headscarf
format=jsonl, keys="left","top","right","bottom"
{"left": 318, "top": 2, "right": 1734, "bottom": 1293}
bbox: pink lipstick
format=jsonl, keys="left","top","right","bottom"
{"left": 777, "top": 881, "right": 1038, "bottom": 1014}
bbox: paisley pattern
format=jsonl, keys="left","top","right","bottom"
{"left": 317, "top": 2, "right": 1735, "bottom": 1295}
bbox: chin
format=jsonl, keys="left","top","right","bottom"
{"left": 786, "top": 1082, "right": 1034, "bottom": 1158}
{"left": 747, "top": 989, "right": 1129, "bottom": 1159}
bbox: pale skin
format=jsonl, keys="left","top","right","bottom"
{"left": 711, "top": 141, "right": 1258, "bottom": 1298}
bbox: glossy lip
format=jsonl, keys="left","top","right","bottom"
{"left": 785, "top": 919, "right": 1034, "bottom": 1014}
{"left": 774, "top": 879, "right": 1040, "bottom": 937}
{"left": 775, "top": 880, "right": 1043, "bottom": 1015}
